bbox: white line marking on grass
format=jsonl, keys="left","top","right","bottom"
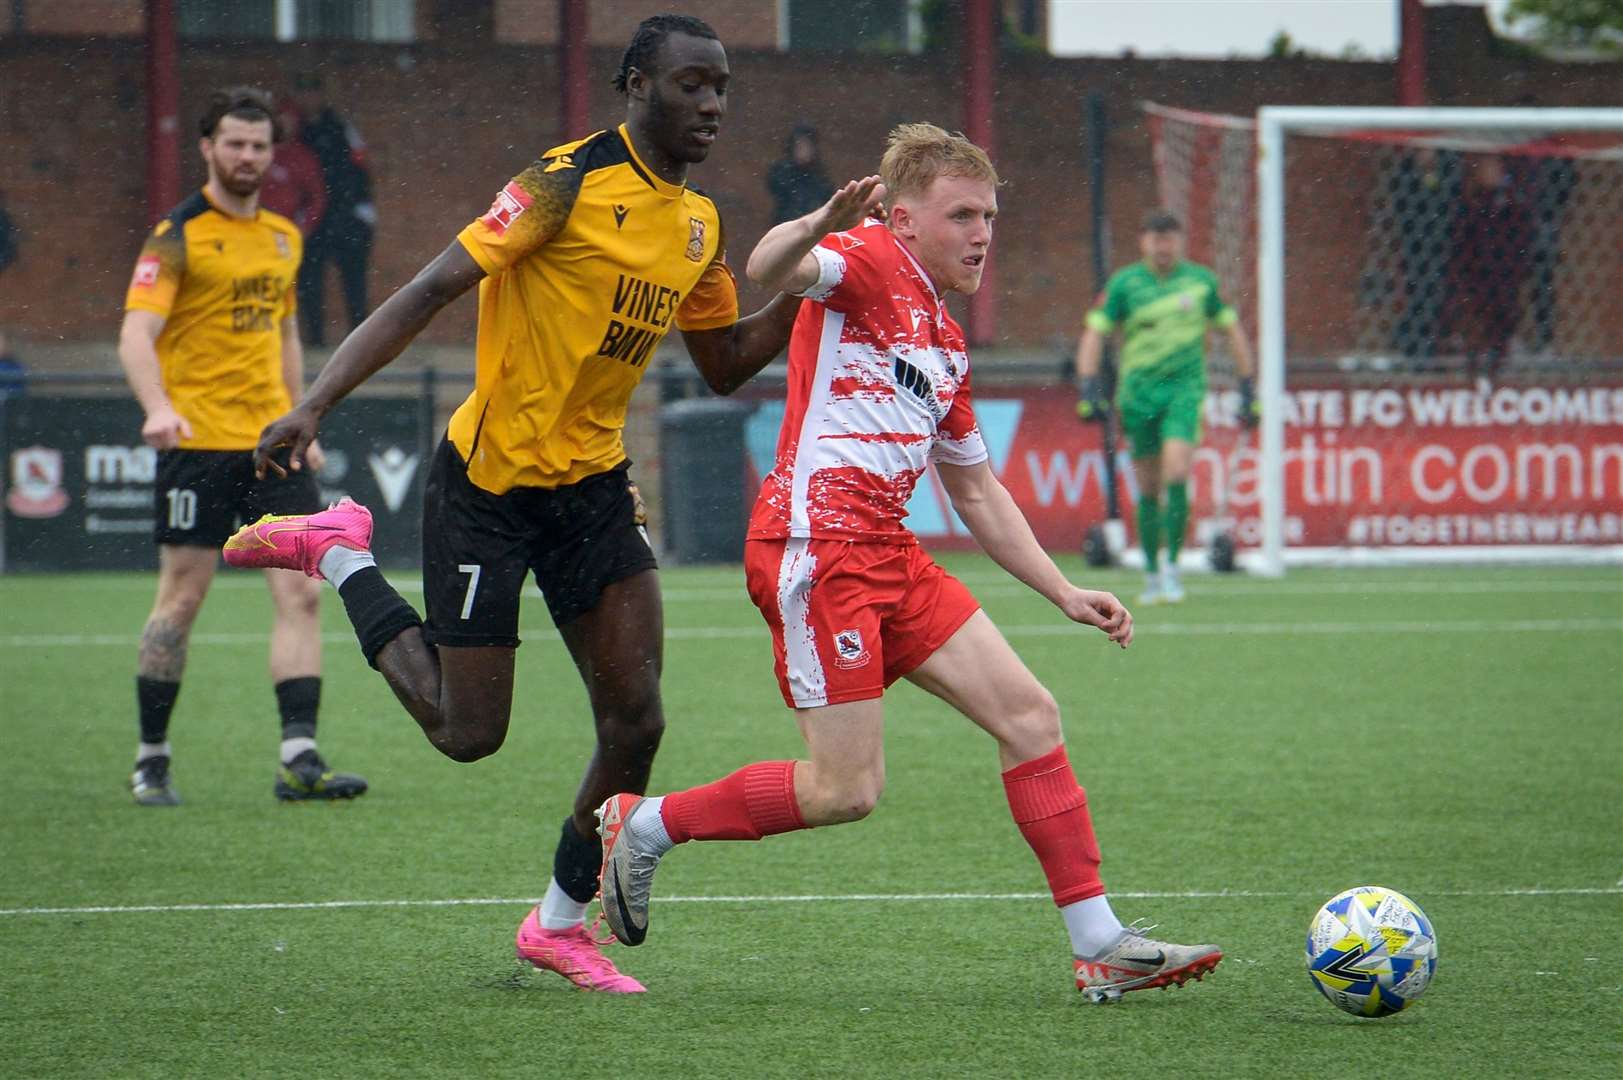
{"left": 651, "top": 618, "right": 1623, "bottom": 642}
{"left": 4, "top": 574, "right": 426, "bottom": 593}
{"left": 1108, "top": 617, "right": 1623, "bottom": 637}
{"left": 672, "top": 579, "right": 1623, "bottom": 600}
{"left": 5, "top": 617, "right": 1619, "bottom": 649}
{"left": 9, "top": 577, "right": 1620, "bottom": 600}
{"left": 3, "top": 886, "right": 1618, "bottom": 918}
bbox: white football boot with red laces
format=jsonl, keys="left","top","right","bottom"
{"left": 1074, "top": 921, "right": 1223, "bottom": 1003}
{"left": 596, "top": 793, "right": 663, "bottom": 948}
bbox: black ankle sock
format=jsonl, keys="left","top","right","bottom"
{"left": 274, "top": 676, "right": 321, "bottom": 741}
{"left": 336, "top": 566, "right": 423, "bottom": 669}
{"left": 136, "top": 676, "right": 181, "bottom": 745}
{"left": 553, "top": 816, "right": 604, "bottom": 904}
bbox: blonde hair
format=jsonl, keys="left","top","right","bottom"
{"left": 879, "top": 123, "right": 1000, "bottom": 208}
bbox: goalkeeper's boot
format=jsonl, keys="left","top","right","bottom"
{"left": 224, "top": 497, "right": 373, "bottom": 580}
{"left": 130, "top": 755, "right": 180, "bottom": 807}
{"left": 1161, "top": 564, "right": 1186, "bottom": 604}
{"left": 1074, "top": 920, "right": 1223, "bottom": 1004}
{"left": 1138, "top": 571, "right": 1164, "bottom": 606}
{"left": 514, "top": 906, "right": 646, "bottom": 993}
{"left": 596, "top": 793, "right": 663, "bottom": 947}
{"left": 275, "top": 749, "right": 368, "bottom": 801}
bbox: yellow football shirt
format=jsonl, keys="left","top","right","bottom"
{"left": 124, "top": 189, "right": 302, "bottom": 450}
{"left": 450, "top": 123, "right": 740, "bottom": 493}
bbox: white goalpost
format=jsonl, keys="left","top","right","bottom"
{"left": 1148, "top": 103, "right": 1623, "bottom": 576}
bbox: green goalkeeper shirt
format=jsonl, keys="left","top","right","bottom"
{"left": 1086, "top": 260, "right": 1236, "bottom": 384}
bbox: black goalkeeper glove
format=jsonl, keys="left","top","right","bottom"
{"left": 1238, "top": 376, "right": 1260, "bottom": 429}
{"left": 1075, "top": 376, "right": 1108, "bottom": 423}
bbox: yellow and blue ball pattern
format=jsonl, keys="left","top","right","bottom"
{"left": 1306, "top": 885, "right": 1438, "bottom": 1018}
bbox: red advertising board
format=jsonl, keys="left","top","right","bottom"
{"left": 745, "top": 383, "right": 1623, "bottom": 552}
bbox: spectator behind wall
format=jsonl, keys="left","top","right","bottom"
{"left": 0, "top": 188, "right": 17, "bottom": 275}
{"left": 0, "top": 191, "right": 22, "bottom": 397}
{"left": 1439, "top": 155, "right": 1534, "bottom": 384}
{"left": 1513, "top": 97, "right": 1576, "bottom": 359}
{"left": 0, "top": 330, "right": 26, "bottom": 399}
{"left": 1385, "top": 146, "right": 1461, "bottom": 367}
{"left": 259, "top": 100, "right": 327, "bottom": 238}
{"left": 292, "top": 72, "right": 376, "bottom": 347}
{"left": 767, "top": 122, "right": 835, "bottom": 225}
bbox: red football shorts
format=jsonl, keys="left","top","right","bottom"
{"left": 744, "top": 537, "right": 981, "bottom": 709}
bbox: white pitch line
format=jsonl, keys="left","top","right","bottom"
{"left": 620, "top": 579, "right": 1623, "bottom": 600}
{"left": 663, "top": 579, "right": 1623, "bottom": 600}
{"left": 3, "top": 886, "right": 1618, "bottom": 918}
{"left": 649, "top": 619, "right": 1623, "bottom": 640}
{"left": 3, "top": 617, "right": 1618, "bottom": 650}
{"left": 10, "top": 576, "right": 1621, "bottom": 600}
{"left": 0, "top": 574, "right": 428, "bottom": 593}
{"left": 1112, "top": 617, "right": 1623, "bottom": 637}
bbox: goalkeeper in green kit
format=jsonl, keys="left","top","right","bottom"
{"left": 1074, "top": 210, "right": 1256, "bottom": 603}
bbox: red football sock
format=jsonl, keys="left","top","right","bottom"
{"left": 1002, "top": 744, "right": 1106, "bottom": 906}
{"left": 660, "top": 760, "right": 806, "bottom": 844}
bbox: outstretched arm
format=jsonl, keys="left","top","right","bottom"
{"left": 936, "top": 459, "right": 1133, "bottom": 648}
{"left": 254, "top": 241, "right": 485, "bottom": 477}
{"left": 745, "top": 176, "right": 885, "bottom": 294}
{"left": 681, "top": 292, "right": 803, "bottom": 396}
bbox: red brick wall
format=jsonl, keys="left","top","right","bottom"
{"left": 1, "top": 16, "right": 1617, "bottom": 351}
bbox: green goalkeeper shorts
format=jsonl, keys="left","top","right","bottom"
{"left": 1117, "top": 374, "right": 1206, "bottom": 460}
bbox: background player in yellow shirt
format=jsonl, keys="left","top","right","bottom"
{"left": 118, "top": 87, "right": 367, "bottom": 807}
{"left": 225, "top": 15, "right": 802, "bottom": 992}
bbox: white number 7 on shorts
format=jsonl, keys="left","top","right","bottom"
{"left": 457, "top": 563, "right": 482, "bottom": 620}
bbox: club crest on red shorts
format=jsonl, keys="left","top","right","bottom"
{"left": 833, "top": 628, "right": 870, "bottom": 669}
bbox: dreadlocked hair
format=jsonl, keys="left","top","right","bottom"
{"left": 612, "top": 13, "right": 719, "bottom": 94}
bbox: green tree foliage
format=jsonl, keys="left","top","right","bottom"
{"left": 1266, "top": 29, "right": 1308, "bottom": 59}
{"left": 1504, "top": 0, "right": 1623, "bottom": 53}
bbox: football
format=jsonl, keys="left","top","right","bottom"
{"left": 1305, "top": 885, "right": 1438, "bottom": 1018}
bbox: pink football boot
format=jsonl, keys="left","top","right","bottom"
{"left": 223, "top": 497, "right": 373, "bottom": 579}
{"left": 514, "top": 907, "right": 646, "bottom": 993}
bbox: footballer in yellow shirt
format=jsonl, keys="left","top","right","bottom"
{"left": 232, "top": 15, "right": 817, "bottom": 992}
{"left": 447, "top": 121, "right": 738, "bottom": 491}
{"left": 117, "top": 86, "right": 366, "bottom": 810}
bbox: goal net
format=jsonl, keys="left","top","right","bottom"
{"left": 1146, "top": 103, "right": 1623, "bottom": 572}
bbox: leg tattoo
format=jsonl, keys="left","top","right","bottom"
{"left": 139, "top": 616, "right": 190, "bottom": 681}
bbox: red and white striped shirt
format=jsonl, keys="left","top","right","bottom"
{"left": 748, "top": 219, "right": 988, "bottom": 544}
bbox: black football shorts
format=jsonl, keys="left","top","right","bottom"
{"left": 420, "top": 438, "right": 657, "bottom": 647}
{"left": 153, "top": 449, "right": 320, "bottom": 547}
